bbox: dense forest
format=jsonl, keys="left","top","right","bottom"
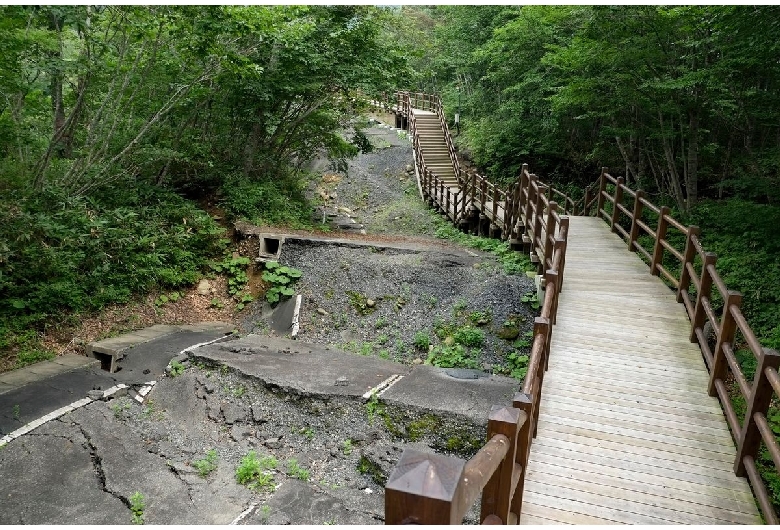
{"left": 1, "top": 5, "right": 778, "bottom": 371}
{"left": 397, "top": 5, "right": 780, "bottom": 352}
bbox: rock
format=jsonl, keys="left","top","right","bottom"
{"left": 230, "top": 425, "right": 250, "bottom": 442}
{"left": 204, "top": 381, "right": 216, "bottom": 394}
{"left": 335, "top": 376, "right": 349, "bottom": 387}
{"left": 443, "top": 336, "right": 455, "bottom": 346}
{"left": 222, "top": 403, "right": 248, "bottom": 425}
{"left": 497, "top": 326, "right": 520, "bottom": 340}
{"left": 197, "top": 279, "right": 211, "bottom": 296}
{"left": 412, "top": 358, "right": 423, "bottom": 365}
{"left": 316, "top": 308, "right": 328, "bottom": 316}
{"left": 87, "top": 390, "right": 104, "bottom": 401}
{"left": 251, "top": 403, "right": 268, "bottom": 423}
{"left": 264, "top": 437, "right": 283, "bottom": 450}
{"left": 365, "top": 299, "right": 376, "bottom": 308}
{"left": 405, "top": 164, "right": 413, "bottom": 172}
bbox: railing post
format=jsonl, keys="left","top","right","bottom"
{"left": 628, "top": 190, "right": 645, "bottom": 252}
{"left": 532, "top": 316, "right": 550, "bottom": 438}
{"left": 690, "top": 252, "right": 717, "bottom": 345}
{"left": 610, "top": 177, "right": 624, "bottom": 233}
{"left": 734, "top": 348, "right": 780, "bottom": 476}
{"left": 532, "top": 182, "right": 544, "bottom": 270}
{"left": 543, "top": 202, "right": 558, "bottom": 270}
{"left": 650, "top": 205, "right": 670, "bottom": 276}
{"left": 480, "top": 406, "right": 523, "bottom": 524}
{"left": 511, "top": 393, "right": 533, "bottom": 520}
{"left": 707, "top": 291, "right": 743, "bottom": 397}
{"left": 385, "top": 448, "right": 466, "bottom": 524}
{"left": 677, "top": 226, "right": 701, "bottom": 304}
{"left": 595, "top": 167, "right": 607, "bottom": 216}
{"left": 582, "top": 187, "right": 591, "bottom": 217}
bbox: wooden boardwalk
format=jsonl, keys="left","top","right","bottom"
{"left": 519, "top": 217, "right": 761, "bottom": 525}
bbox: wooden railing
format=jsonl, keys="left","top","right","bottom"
{"left": 590, "top": 168, "right": 780, "bottom": 523}
{"left": 384, "top": 170, "right": 570, "bottom": 524}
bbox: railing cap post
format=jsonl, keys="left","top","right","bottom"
{"left": 385, "top": 448, "right": 466, "bottom": 525}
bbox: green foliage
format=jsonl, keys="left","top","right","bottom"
{"left": 453, "top": 327, "right": 485, "bottom": 348}
{"left": 285, "top": 459, "right": 310, "bottom": 481}
{"left": 433, "top": 217, "right": 531, "bottom": 274}
{"left": 220, "top": 174, "right": 315, "bottom": 229}
{"left": 521, "top": 292, "right": 541, "bottom": 310}
{"left": 168, "top": 360, "right": 185, "bottom": 377}
{"left": 374, "top": 317, "right": 388, "bottom": 329}
{"left": 346, "top": 291, "right": 377, "bottom": 316}
{"left": 211, "top": 255, "right": 252, "bottom": 297}
{"left": 129, "top": 492, "right": 145, "bottom": 525}
{"left": 468, "top": 309, "right": 493, "bottom": 326}
{"left": 425, "top": 344, "right": 480, "bottom": 369}
{"left": 12, "top": 404, "right": 20, "bottom": 421}
{"left": 235, "top": 451, "right": 277, "bottom": 492}
{"left": 357, "top": 456, "right": 385, "bottom": 485}
{"left": 412, "top": 331, "right": 430, "bottom": 351}
{"left": 263, "top": 261, "right": 302, "bottom": 304}
{"left": 342, "top": 439, "right": 353, "bottom": 456}
{"left": 193, "top": 449, "right": 218, "bottom": 478}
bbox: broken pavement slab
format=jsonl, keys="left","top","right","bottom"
{"left": 87, "top": 321, "right": 233, "bottom": 373}
{"left": 189, "top": 334, "right": 521, "bottom": 424}
{"left": 190, "top": 335, "right": 410, "bottom": 398}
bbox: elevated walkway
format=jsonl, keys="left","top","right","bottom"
{"left": 520, "top": 217, "right": 759, "bottom": 524}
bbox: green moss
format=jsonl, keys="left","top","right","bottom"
{"left": 406, "top": 414, "right": 439, "bottom": 442}
{"left": 357, "top": 456, "right": 386, "bottom": 485}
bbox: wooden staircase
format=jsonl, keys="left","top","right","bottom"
{"left": 413, "top": 109, "right": 459, "bottom": 190}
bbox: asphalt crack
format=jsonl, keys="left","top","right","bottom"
{"left": 77, "top": 423, "right": 134, "bottom": 515}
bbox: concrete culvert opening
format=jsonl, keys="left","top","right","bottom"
{"left": 262, "top": 237, "right": 281, "bottom": 256}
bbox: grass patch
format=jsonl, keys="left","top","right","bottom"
{"left": 235, "top": 451, "right": 277, "bottom": 492}
{"left": 193, "top": 449, "right": 218, "bottom": 477}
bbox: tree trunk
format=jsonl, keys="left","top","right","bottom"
{"left": 686, "top": 109, "right": 699, "bottom": 210}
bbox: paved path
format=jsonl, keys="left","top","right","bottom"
{"left": 519, "top": 217, "right": 760, "bottom": 525}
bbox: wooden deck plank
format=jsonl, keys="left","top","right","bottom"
{"left": 524, "top": 215, "right": 759, "bottom": 524}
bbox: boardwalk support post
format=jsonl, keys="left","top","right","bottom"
{"left": 480, "top": 406, "right": 523, "bottom": 524}
{"left": 610, "top": 176, "right": 624, "bottom": 233}
{"left": 650, "top": 205, "right": 670, "bottom": 276}
{"left": 628, "top": 190, "right": 645, "bottom": 251}
{"left": 707, "top": 291, "right": 742, "bottom": 397}
{"left": 734, "top": 348, "right": 780, "bottom": 477}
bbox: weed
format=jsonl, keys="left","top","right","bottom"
{"left": 454, "top": 299, "right": 468, "bottom": 312}
{"left": 300, "top": 427, "right": 315, "bottom": 441}
{"left": 347, "top": 291, "right": 376, "bottom": 315}
{"left": 155, "top": 292, "right": 179, "bottom": 307}
{"left": 285, "top": 459, "right": 310, "bottom": 481}
{"left": 365, "top": 392, "right": 382, "bottom": 423}
{"left": 468, "top": 309, "right": 493, "bottom": 326}
{"left": 262, "top": 261, "right": 302, "bottom": 304}
{"left": 413, "top": 331, "right": 430, "bottom": 351}
{"left": 424, "top": 294, "right": 438, "bottom": 308}
{"left": 210, "top": 298, "right": 224, "bottom": 309}
{"left": 513, "top": 330, "right": 534, "bottom": 349}
{"left": 453, "top": 327, "right": 485, "bottom": 348}
{"left": 426, "top": 344, "right": 481, "bottom": 369}
{"left": 342, "top": 439, "right": 353, "bottom": 456}
{"left": 521, "top": 291, "right": 541, "bottom": 310}
{"left": 111, "top": 398, "right": 132, "bottom": 419}
{"left": 193, "top": 449, "right": 218, "bottom": 477}
{"left": 12, "top": 404, "right": 20, "bottom": 421}
{"left": 376, "top": 334, "right": 389, "bottom": 345}
{"left": 233, "top": 385, "right": 246, "bottom": 398}
{"left": 236, "top": 293, "right": 254, "bottom": 311}
{"left": 378, "top": 349, "right": 390, "bottom": 359}
{"left": 374, "top": 317, "right": 388, "bottom": 329}
{"left": 258, "top": 505, "right": 271, "bottom": 523}
{"left": 236, "top": 451, "right": 277, "bottom": 492}
{"left": 359, "top": 343, "right": 373, "bottom": 356}
{"left": 168, "top": 360, "right": 185, "bottom": 377}
{"left": 210, "top": 255, "right": 252, "bottom": 297}
{"left": 129, "top": 492, "right": 145, "bottom": 525}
